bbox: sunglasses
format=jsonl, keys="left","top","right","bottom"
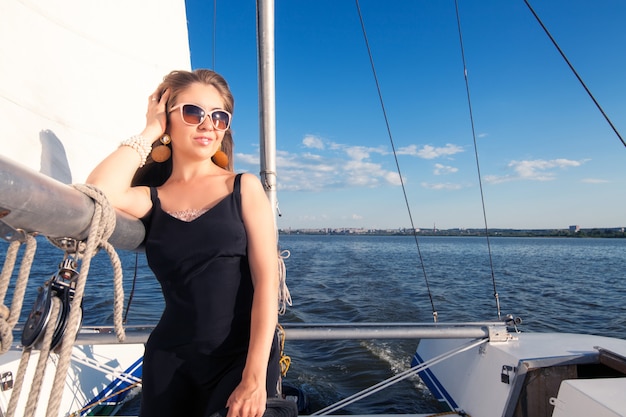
{"left": 169, "top": 103, "right": 231, "bottom": 131}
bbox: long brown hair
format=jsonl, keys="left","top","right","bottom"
{"left": 132, "top": 69, "right": 235, "bottom": 186}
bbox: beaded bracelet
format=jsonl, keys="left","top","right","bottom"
{"left": 119, "top": 135, "right": 151, "bottom": 167}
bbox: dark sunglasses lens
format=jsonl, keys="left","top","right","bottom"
{"left": 181, "top": 104, "right": 205, "bottom": 124}
{"left": 211, "top": 111, "right": 230, "bottom": 131}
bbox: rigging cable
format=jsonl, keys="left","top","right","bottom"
{"left": 453, "top": 0, "right": 501, "bottom": 320}
{"left": 123, "top": 252, "right": 139, "bottom": 324}
{"left": 354, "top": 0, "right": 438, "bottom": 322}
{"left": 523, "top": 0, "right": 625, "bottom": 148}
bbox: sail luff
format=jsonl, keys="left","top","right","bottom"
{"left": 0, "top": 0, "right": 191, "bottom": 184}
{"left": 0, "top": 0, "right": 192, "bottom": 249}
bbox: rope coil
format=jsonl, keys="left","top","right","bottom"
{"left": 278, "top": 249, "right": 292, "bottom": 316}
{"left": 45, "top": 183, "right": 125, "bottom": 417}
{"left": 0, "top": 183, "right": 126, "bottom": 417}
{"left": 0, "top": 236, "right": 37, "bottom": 354}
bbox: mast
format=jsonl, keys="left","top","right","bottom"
{"left": 256, "top": 0, "right": 278, "bottom": 225}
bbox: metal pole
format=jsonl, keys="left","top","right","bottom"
{"left": 0, "top": 155, "right": 145, "bottom": 250}
{"left": 282, "top": 323, "right": 492, "bottom": 340}
{"left": 256, "top": 0, "right": 278, "bottom": 223}
{"left": 74, "top": 322, "right": 501, "bottom": 344}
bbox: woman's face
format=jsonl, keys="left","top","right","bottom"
{"left": 168, "top": 82, "right": 229, "bottom": 162}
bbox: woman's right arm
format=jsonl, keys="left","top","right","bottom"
{"left": 86, "top": 142, "right": 153, "bottom": 218}
{"left": 86, "top": 90, "right": 168, "bottom": 218}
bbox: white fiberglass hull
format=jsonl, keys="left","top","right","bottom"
{"left": 415, "top": 332, "right": 626, "bottom": 417}
{"left": 0, "top": 341, "right": 144, "bottom": 417}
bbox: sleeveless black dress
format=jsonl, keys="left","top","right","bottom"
{"left": 139, "top": 174, "right": 280, "bottom": 417}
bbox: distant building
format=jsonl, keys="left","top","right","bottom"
{"left": 569, "top": 225, "right": 580, "bottom": 233}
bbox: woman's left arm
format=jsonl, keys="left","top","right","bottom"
{"left": 227, "top": 173, "right": 279, "bottom": 417}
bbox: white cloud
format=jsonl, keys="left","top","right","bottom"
{"left": 421, "top": 182, "right": 463, "bottom": 190}
{"left": 398, "top": 143, "right": 464, "bottom": 159}
{"left": 343, "top": 160, "right": 389, "bottom": 187}
{"left": 396, "top": 144, "right": 418, "bottom": 155}
{"left": 581, "top": 178, "right": 609, "bottom": 184}
{"left": 384, "top": 171, "right": 403, "bottom": 185}
{"left": 235, "top": 152, "right": 258, "bottom": 165}
{"left": 238, "top": 135, "right": 467, "bottom": 192}
{"left": 343, "top": 145, "right": 387, "bottom": 161}
{"left": 302, "top": 134, "right": 325, "bottom": 149}
{"left": 483, "top": 174, "right": 513, "bottom": 185}
{"left": 433, "top": 163, "right": 458, "bottom": 175}
{"left": 485, "top": 158, "right": 586, "bottom": 184}
{"left": 345, "top": 146, "right": 372, "bottom": 161}
{"left": 239, "top": 135, "right": 402, "bottom": 192}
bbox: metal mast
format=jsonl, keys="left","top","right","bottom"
{"left": 256, "top": 0, "right": 278, "bottom": 224}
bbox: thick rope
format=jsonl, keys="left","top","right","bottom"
{"left": 6, "top": 346, "right": 32, "bottom": 417}
{"left": 0, "top": 241, "right": 20, "bottom": 353}
{"left": 1, "top": 184, "right": 125, "bottom": 416}
{"left": 2, "top": 235, "right": 37, "bottom": 417}
{"left": 277, "top": 249, "right": 292, "bottom": 315}
{"left": 45, "top": 183, "right": 124, "bottom": 417}
{"left": 0, "top": 241, "right": 20, "bottom": 304}
{"left": 276, "top": 324, "right": 291, "bottom": 377}
{"left": 0, "top": 235, "right": 37, "bottom": 354}
{"left": 23, "top": 297, "right": 61, "bottom": 417}
{"left": 70, "top": 184, "right": 126, "bottom": 340}
{"left": 277, "top": 251, "right": 293, "bottom": 379}
{"left": 100, "top": 242, "right": 126, "bottom": 338}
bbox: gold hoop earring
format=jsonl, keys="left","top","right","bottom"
{"left": 212, "top": 150, "right": 229, "bottom": 169}
{"left": 152, "top": 134, "right": 171, "bottom": 163}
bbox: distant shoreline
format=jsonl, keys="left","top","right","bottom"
{"left": 279, "top": 227, "right": 626, "bottom": 238}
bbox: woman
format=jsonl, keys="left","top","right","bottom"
{"left": 87, "top": 69, "right": 281, "bottom": 417}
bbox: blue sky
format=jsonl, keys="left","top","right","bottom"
{"left": 185, "top": 0, "right": 625, "bottom": 230}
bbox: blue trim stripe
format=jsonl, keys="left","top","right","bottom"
{"left": 79, "top": 356, "right": 144, "bottom": 416}
{"left": 411, "top": 352, "right": 458, "bottom": 411}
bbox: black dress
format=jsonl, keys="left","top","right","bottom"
{"left": 139, "top": 173, "right": 280, "bottom": 417}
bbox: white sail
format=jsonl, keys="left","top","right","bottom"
{"left": 0, "top": 0, "right": 191, "bottom": 184}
